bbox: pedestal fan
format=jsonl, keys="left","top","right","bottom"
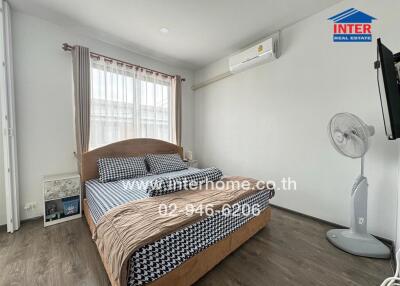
{"left": 326, "top": 112, "right": 390, "bottom": 258}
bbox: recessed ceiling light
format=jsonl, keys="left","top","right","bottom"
{"left": 160, "top": 27, "right": 169, "bottom": 34}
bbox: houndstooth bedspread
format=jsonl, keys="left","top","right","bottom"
{"left": 127, "top": 189, "right": 271, "bottom": 286}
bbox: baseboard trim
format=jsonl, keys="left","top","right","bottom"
{"left": 0, "top": 215, "right": 43, "bottom": 232}
{"left": 21, "top": 215, "right": 43, "bottom": 224}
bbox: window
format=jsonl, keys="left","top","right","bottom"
{"left": 90, "top": 59, "right": 173, "bottom": 150}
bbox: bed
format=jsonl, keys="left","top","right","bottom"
{"left": 81, "top": 138, "right": 273, "bottom": 286}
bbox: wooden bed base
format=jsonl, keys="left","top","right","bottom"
{"left": 83, "top": 199, "right": 271, "bottom": 286}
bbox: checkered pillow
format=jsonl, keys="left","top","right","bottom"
{"left": 147, "top": 167, "right": 223, "bottom": 196}
{"left": 146, "top": 153, "right": 188, "bottom": 174}
{"left": 97, "top": 157, "right": 148, "bottom": 183}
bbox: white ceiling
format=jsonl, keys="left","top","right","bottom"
{"left": 9, "top": 0, "right": 342, "bottom": 70}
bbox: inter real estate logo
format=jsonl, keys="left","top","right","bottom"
{"left": 328, "top": 8, "right": 376, "bottom": 42}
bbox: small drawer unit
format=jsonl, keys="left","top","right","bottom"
{"left": 43, "top": 173, "right": 81, "bottom": 227}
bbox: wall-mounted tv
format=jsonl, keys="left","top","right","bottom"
{"left": 376, "top": 38, "right": 400, "bottom": 140}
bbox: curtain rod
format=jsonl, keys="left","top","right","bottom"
{"left": 62, "top": 43, "right": 185, "bottom": 82}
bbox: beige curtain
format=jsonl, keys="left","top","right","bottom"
{"left": 72, "top": 46, "right": 91, "bottom": 171}
{"left": 172, "top": 75, "right": 182, "bottom": 146}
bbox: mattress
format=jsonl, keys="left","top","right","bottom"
{"left": 86, "top": 170, "right": 273, "bottom": 286}
{"left": 86, "top": 168, "right": 200, "bottom": 224}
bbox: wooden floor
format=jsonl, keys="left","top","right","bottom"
{"left": 0, "top": 207, "right": 392, "bottom": 286}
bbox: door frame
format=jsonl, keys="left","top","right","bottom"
{"left": 0, "top": 0, "right": 19, "bottom": 233}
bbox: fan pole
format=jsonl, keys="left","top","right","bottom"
{"left": 327, "top": 155, "right": 390, "bottom": 258}
{"left": 361, "top": 156, "right": 365, "bottom": 176}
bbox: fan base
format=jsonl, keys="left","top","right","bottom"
{"left": 327, "top": 229, "right": 390, "bottom": 259}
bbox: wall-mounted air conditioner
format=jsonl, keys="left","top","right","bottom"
{"left": 192, "top": 33, "right": 280, "bottom": 90}
{"left": 229, "top": 34, "right": 279, "bottom": 73}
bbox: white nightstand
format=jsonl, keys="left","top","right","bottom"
{"left": 43, "top": 173, "right": 82, "bottom": 227}
{"left": 185, "top": 160, "right": 199, "bottom": 168}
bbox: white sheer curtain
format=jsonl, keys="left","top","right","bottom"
{"left": 89, "top": 58, "right": 173, "bottom": 150}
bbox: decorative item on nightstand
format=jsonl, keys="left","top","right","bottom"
{"left": 184, "top": 150, "right": 193, "bottom": 161}
{"left": 43, "top": 173, "right": 81, "bottom": 227}
{"left": 183, "top": 150, "right": 198, "bottom": 168}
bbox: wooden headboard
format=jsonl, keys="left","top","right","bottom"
{"left": 81, "top": 138, "right": 183, "bottom": 182}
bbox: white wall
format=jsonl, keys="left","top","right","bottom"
{"left": 12, "top": 11, "right": 195, "bottom": 220}
{"left": 194, "top": 0, "right": 399, "bottom": 240}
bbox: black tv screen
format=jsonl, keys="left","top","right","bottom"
{"left": 377, "top": 38, "right": 400, "bottom": 140}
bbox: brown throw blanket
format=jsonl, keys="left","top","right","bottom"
{"left": 94, "top": 176, "right": 270, "bottom": 286}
